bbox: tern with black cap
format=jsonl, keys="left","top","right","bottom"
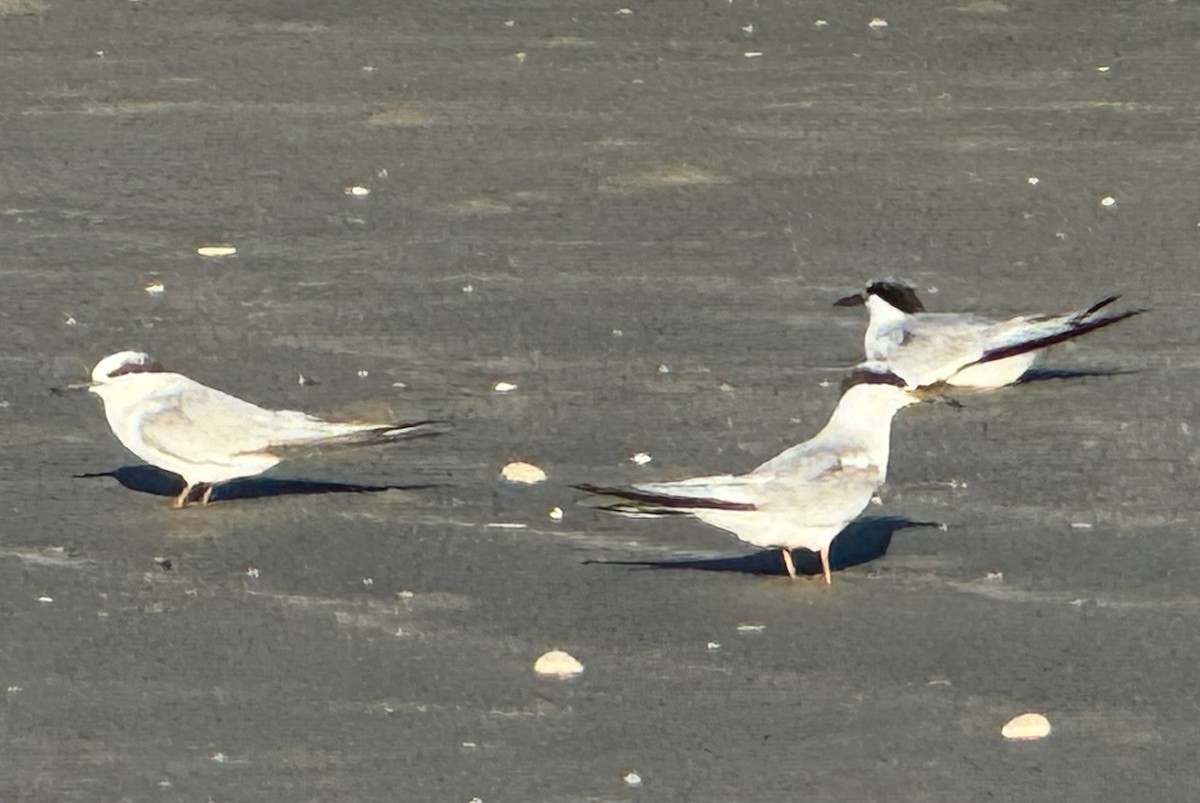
{"left": 575, "top": 363, "right": 921, "bottom": 584}
{"left": 835, "top": 278, "right": 1145, "bottom": 390}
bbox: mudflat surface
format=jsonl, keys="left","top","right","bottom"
{"left": 1, "top": 1, "right": 1198, "bottom": 800}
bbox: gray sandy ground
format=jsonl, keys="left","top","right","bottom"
{"left": 1, "top": 0, "right": 1198, "bottom": 800}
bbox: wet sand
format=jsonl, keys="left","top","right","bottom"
{"left": 2, "top": 0, "right": 1198, "bottom": 800}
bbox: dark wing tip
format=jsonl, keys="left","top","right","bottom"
{"left": 976, "top": 307, "right": 1145, "bottom": 366}
{"left": 1078, "top": 294, "right": 1122, "bottom": 319}
{"left": 573, "top": 483, "right": 756, "bottom": 511}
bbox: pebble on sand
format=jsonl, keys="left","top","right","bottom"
{"left": 501, "top": 461, "right": 547, "bottom": 484}
{"left": 1002, "top": 712, "right": 1051, "bottom": 741}
{"left": 534, "top": 649, "right": 584, "bottom": 678}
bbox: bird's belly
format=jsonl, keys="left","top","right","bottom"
{"left": 947, "top": 352, "right": 1037, "bottom": 388}
{"left": 694, "top": 509, "right": 844, "bottom": 552}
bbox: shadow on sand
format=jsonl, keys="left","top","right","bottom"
{"left": 586, "top": 516, "right": 944, "bottom": 579}
{"left": 1016, "top": 366, "right": 1140, "bottom": 385}
{"left": 74, "top": 465, "right": 439, "bottom": 504}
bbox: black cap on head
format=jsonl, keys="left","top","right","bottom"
{"left": 864, "top": 278, "right": 926, "bottom": 313}
{"left": 840, "top": 365, "right": 907, "bottom": 393}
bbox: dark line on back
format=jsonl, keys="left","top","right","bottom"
{"left": 572, "top": 483, "right": 757, "bottom": 511}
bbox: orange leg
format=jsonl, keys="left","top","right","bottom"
{"left": 819, "top": 546, "right": 832, "bottom": 585}
{"left": 781, "top": 548, "right": 797, "bottom": 579}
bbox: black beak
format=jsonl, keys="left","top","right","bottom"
{"left": 50, "top": 381, "right": 92, "bottom": 396}
{"left": 833, "top": 292, "right": 866, "bottom": 307}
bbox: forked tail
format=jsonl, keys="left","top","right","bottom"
{"left": 974, "top": 305, "right": 1146, "bottom": 367}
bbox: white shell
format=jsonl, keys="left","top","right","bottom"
{"left": 1002, "top": 712, "right": 1051, "bottom": 741}
{"left": 493, "top": 381, "right": 518, "bottom": 393}
{"left": 534, "top": 649, "right": 584, "bottom": 677}
{"left": 344, "top": 184, "right": 371, "bottom": 197}
{"left": 501, "top": 461, "right": 547, "bottom": 484}
{"left": 197, "top": 245, "right": 237, "bottom": 257}
{"left": 868, "top": 17, "right": 888, "bottom": 28}
{"left": 548, "top": 506, "right": 564, "bottom": 521}
{"left": 623, "top": 771, "right": 642, "bottom": 786}
{"left": 1100, "top": 195, "right": 1116, "bottom": 207}
{"left": 630, "top": 452, "right": 652, "bottom": 466}
{"left": 144, "top": 281, "right": 165, "bottom": 295}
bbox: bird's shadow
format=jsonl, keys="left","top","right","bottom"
{"left": 585, "top": 516, "right": 943, "bottom": 579}
{"left": 1016, "top": 366, "right": 1139, "bottom": 385}
{"left": 74, "top": 465, "right": 438, "bottom": 503}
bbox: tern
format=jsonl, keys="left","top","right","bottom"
{"left": 60, "top": 351, "right": 441, "bottom": 508}
{"left": 575, "top": 365, "right": 921, "bottom": 584}
{"left": 834, "top": 278, "right": 1145, "bottom": 390}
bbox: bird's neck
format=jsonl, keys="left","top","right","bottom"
{"left": 863, "top": 295, "right": 909, "bottom": 354}
{"left": 812, "top": 386, "right": 907, "bottom": 464}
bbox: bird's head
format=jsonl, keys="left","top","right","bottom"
{"left": 834, "top": 277, "right": 926, "bottom": 314}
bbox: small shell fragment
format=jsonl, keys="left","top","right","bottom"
{"left": 1027, "top": 176, "right": 1040, "bottom": 186}
{"left": 548, "top": 506, "right": 564, "bottom": 521}
{"left": 37, "top": 596, "right": 53, "bottom": 604}
{"left": 814, "top": 19, "right": 830, "bottom": 27}
{"left": 357, "top": 369, "right": 370, "bottom": 378}
{"left": 630, "top": 451, "right": 652, "bottom": 466}
{"left": 197, "top": 245, "right": 237, "bottom": 257}
{"left": 344, "top": 184, "right": 371, "bottom": 197}
{"left": 1002, "top": 712, "right": 1051, "bottom": 741}
{"left": 144, "top": 281, "right": 165, "bottom": 295}
{"left": 868, "top": 17, "right": 889, "bottom": 28}
{"left": 744, "top": 51, "right": 763, "bottom": 58}
{"left": 501, "top": 461, "right": 547, "bottom": 484}
{"left": 1100, "top": 195, "right": 1116, "bottom": 208}
{"left": 534, "top": 649, "right": 584, "bottom": 678}
{"left": 493, "top": 380, "right": 518, "bottom": 393}
{"left": 736, "top": 622, "right": 765, "bottom": 634}
{"left": 623, "top": 770, "right": 643, "bottom": 787}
